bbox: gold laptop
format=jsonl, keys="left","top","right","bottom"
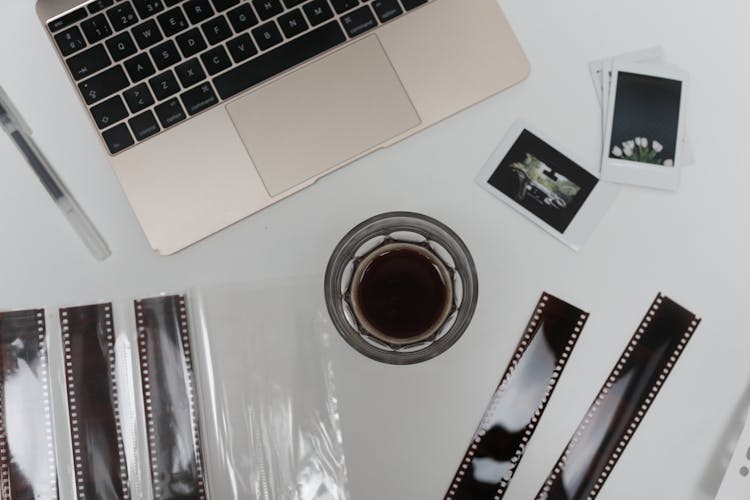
{"left": 39, "top": 0, "right": 528, "bottom": 254}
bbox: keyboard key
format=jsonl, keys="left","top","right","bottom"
{"left": 106, "top": 32, "right": 137, "bottom": 61}
{"left": 123, "top": 83, "right": 155, "bottom": 112}
{"left": 252, "top": 0, "right": 283, "bottom": 20}
{"left": 149, "top": 70, "right": 180, "bottom": 100}
{"left": 226, "top": 33, "right": 257, "bottom": 63}
{"left": 175, "top": 58, "right": 207, "bottom": 86}
{"left": 90, "top": 95, "right": 128, "bottom": 129}
{"left": 124, "top": 53, "right": 157, "bottom": 81}
{"left": 87, "top": 0, "right": 115, "bottom": 15}
{"left": 283, "top": 0, "right": 305, "bottom": 7}
{"left": 165, "top": 0, "right": 183, "bottom": 6}
{"left": 278, "top": 9, "right": 308, "bottom": 38}
{"left": 213, "top": 20, "right": 345, "bottom": 100}
{"left": 158, "top": 7, "right": 189, "bottom": 36}
{"left": 79, "top": 66, "right": 129, "bottom": 104}
{"left": 132, "top": 0, "right": 164, "bottom": 19}
{"left": 201, "top": 15, "right": 232, "bottom": 45}
{"left": 226, "top": 4, "right": 258, "bottom": 32}
{"left": 155, "top": 98, "right": 187, "bottom": 128}
{"left": 129, "top": 110, "right": 161, "bottom": 140}
{"left": 371, "top": 0, "right": 402, "bottom": 22}
{"left": 81, "top": 14, "right": 113, "bottom": 44}
{"left": 106, "top": 2, "right": 139, "bottom": 31}
{"left": 184, "top": 0, "right": 214, "bottom": 24}
{"left": 48, "top": 7, "right": 87, "bottom": 32}
{"left": 211, "top": 0, "right": 239, "bottom": 12}
{"left": 132, "top": 19, "right": 164, "bottom": 48}
{"left": 180, "top": 82, "right": 218, "bottom": 115}
{"left": 102, "top": 123, "right": 134, "bottom": 154}
{"left": 200, "top": 46, "right": 231, "bottom": 74}
{"left": 252, "top": 21, "right": 282, "bottom": 50}
{"left": 401, "top": 0, "right": 427, "bottom": 10}
{"left": 149, "top": 40, "right": 182, "bottom": 69}
{"left": 54, "top": 26, "right": 87, "bottom": 57}
{"left": 302, "top": 0, "right": 333, "bottom": 26}
{"left": 176, "top": 28, "right": 207, "bottom": 57}
{"left": 330, "top": 0, "right": 358, "bottom": 14}
{"left": 66, "top": 44, "right": 111, "bottom": 80}
{"left": 341, "top": 5, "right": 376, "bottom": 37}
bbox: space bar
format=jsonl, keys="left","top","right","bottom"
{"left": 214, "top": 21, "right": 347, "bottom": 100}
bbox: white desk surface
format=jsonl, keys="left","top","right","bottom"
{"left": 1, "top": 0, "right": 748, "bottom": 499}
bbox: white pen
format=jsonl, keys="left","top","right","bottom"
{"left": 0, "top": 87, "right": 111, "bottom": 260}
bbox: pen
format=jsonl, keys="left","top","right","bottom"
{"left": 0, "top": 87, "right": 111, "bottom": 260}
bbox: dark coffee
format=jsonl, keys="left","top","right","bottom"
{"left": 352, "top": 244, "right": 452, "bottom": 343}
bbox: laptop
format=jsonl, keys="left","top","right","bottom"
{"left": 38, "top": 0, "right": 529, "bottom": 254}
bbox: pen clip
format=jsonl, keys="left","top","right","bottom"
{"left": 0, "top": 87, "right": 33, "bottom": 135}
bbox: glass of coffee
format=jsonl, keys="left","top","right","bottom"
{"left": 324, "top": 212, "right": 478, "bottom": 364}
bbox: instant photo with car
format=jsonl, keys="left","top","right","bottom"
{"left": 477, "top": 121, "right": 619, "bottom": 250}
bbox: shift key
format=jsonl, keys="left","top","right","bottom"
{"left": 180, "top": 83, "right": 218, "bottom": 115}
{"left": 78, "top": 66, "right": 129, "bottom": 104}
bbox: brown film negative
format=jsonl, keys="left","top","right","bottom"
{"left": 445, "top": 293, "right": 589, "bottom": 500}
{"left": 535, "top": 294, "right": 701, "bottom": 500}
{"left": 135, "top": 295, "right": 206, "bottom": 500}
{"left": 0, "top": 309, "right": 58, "bottom": 500}
{"left": 60, "top": 304, "right": 129, "bottom": 500}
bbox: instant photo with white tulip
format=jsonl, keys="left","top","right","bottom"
{"left": 477, "top": 121, "right": 620, "bottom": 251}
{"left": 590, "top": 48, "right": 694, "bottom": 167}
{"left": 601, "top": 63, "right": 689, "bottom": 190}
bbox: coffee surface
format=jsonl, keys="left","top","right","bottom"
{"left": 355, "top": 247, "right": 450, "bottom": 340}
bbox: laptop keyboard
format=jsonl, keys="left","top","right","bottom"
{"left": 48, "top": 0, "right": 431, "bottom": 155}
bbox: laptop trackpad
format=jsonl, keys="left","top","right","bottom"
{"left": 226, "top": 35, "right": 421, "bottom": 196}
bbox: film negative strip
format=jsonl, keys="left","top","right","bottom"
{"left": 445, "top": 293, "right": 589, "bottom": 500}
{"left": 135, "top": 295, "right": 206, "bottom": 500}
{"left": 536, "top": 294, "right": 701, "bottom": 500}
{"left": 60, "top": 304, "right": 129, "bottom": 500}
{"left": 0, "top": 309, "right": 58, "bottom": 500}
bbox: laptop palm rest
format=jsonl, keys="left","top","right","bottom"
{"left": 226, "top": 35, "right": 421, "bottom": 197}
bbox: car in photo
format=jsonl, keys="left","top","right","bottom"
{"left": 509, "top": 165, "right": 567, "bottom": 209}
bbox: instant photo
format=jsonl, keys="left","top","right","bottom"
{"left": 589, "top": 48, "right": 694, "bottom": 166}
{"left": 478, "top": 121, "right": 620, "bottom": 250}
{"left": 601, "top": 63, "right": 689, "bottom": 190}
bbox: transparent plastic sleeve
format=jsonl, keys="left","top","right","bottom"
{"left": 190, "top": 277, "right": 349, "bottom": 500}
{"left": 0, "top": 275, "right": 348, "bottom": 500}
